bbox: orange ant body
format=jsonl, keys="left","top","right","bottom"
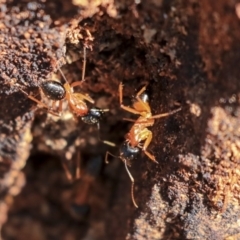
{"left": 21, "top": 47, "right": 109, "bottom": 127}
{"left": 106, "top": 83, "right": 181, "bottom": 207}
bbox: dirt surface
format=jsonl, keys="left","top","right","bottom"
{"left": 1, "top": 0, "right": 240, "bottom": 240}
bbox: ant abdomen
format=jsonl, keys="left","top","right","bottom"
{"left": 139, "top": 92, "right": 149, "bottom": 103}
{"left": 120, "top": 141, "right": 140, "bottom": 163}
{"left": 41, "top": 80, "right": 66, "bottom": 100}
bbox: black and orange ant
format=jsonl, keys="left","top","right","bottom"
{"left": 106, "top": 83, "right": 181, "bottom": 207}
{"left": 19, "top": 47, "right": 111, "bottom": 135}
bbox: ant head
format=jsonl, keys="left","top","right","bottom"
{"left": 119, "top": 141, "right": 140, "bottom": 164}
{"left": 81, "top": 107, "right": 107, "bottom": 125}
{"left": 41, "top": 80, "right": 66, "bottom": 100}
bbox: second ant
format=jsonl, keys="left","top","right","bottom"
{"left": 106, "top": 83, "right": 181, "bottom": 208}
{"left": 19, "top": 47, "right": 113, "bottom": 146}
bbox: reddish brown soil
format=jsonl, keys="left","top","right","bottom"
{"left": 1, "top": 0, "right": 240, "bottom": 240}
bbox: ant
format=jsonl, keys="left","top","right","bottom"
{"left": 19, "top": 47, "right": 112, "bottom": 143}
{"left": 106, "top": 83, "right": 181, "bottom": 208}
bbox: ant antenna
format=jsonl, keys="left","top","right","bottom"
{"left": 124, "top": 159, "right": 138, "bottom": 208}
{"left": 105, "top": 151, "right": 119, "bottom": 164}
{"left": 96, "top": 122, "right": 116, "bottom": 147}
{"left": 82, "top": 47, "right": 86, "bottom": 82}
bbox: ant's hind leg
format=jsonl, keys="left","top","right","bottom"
{"left": 21, "top": 89, "right": 48, "bottom": 109}
{"left": 21, "top": 89, "right": 60, "bottom": 116}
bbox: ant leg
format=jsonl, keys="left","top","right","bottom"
{"left": 74, "top": 92, "right": 95, "bottom": 104}
{"left": 21, "top": 89, "right": 60, "bottom": 116}
{"left": 21, "top": 89, "right": 48, "bottom": 109}
{"left": 134, "top": 86, "right": 151, "bottom": 112}
{"left": 61, "top": 159, "right": 73, "bottom": 182}
{"left": 69, "top": 47, "right": 87, "bottom": 89}
{"left": 123, "top": 118, "right": 138, "bottom": 122}
{"left": 150, "top": 107, "right": 181, "bottom": 119}
{"left": 135, "top": 98, "right": 151, "bottom": 113}
{"left": 58, "top": 100, "right": 63, "bottom": 113}
{"left": 119, "top": 83, "right": 141, "bottom": 115}
{"left": 121, "top": 105, "right": 141, "bottom": 115}
{"left": 75, "top": 151, "right": 81, "bottom": 180}
{"left": 124, "top": 159, "right": 138, "bottom": 208}
{"left": 142, "top": 131, "right": 158, "bottom": 163}
{"left": 123, "top": 118, "right": 153, "bottom": 125}
{"left": 70, "top": 81, "right": 85, "bottom": 88}
{"left": 136, "top": 85, "right": 147, "bottom": 98}
{"left": 51, "top": 100, "right": 57, "bottom": 111}
{"left": 106, "top": 151, "right": 138, "bottom": 207}
{"left": 82, "top": 46, "right": 86, "bottom": 82}
{"left": 119, "top": 82, "right": 124, "bottom": 104}
{"left": 105, "top": 151, "right": 119, "bottom": 164}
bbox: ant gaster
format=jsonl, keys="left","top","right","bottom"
{"left": 20, "top": 47, "right": 109, "bottom": 129}
{"left": 106, "top": 83, "right": 181, "bottom": 208}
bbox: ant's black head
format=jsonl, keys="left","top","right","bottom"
{"left": 41, "top": 80, "right": 66, "bottom": 100}
{"left": 119, "top": 141, "right": 140, "bottom": 164}
{"left": 81, "top": 107, "right": 106, "bottom": 125}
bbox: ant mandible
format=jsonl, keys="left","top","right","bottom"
{"left": 20, "top": 47, "right": 109, "bottom": 129}
{"left": 106, "top": 83, "right": 181, "bottom": 208}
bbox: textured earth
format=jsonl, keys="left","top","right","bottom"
{"left": 1, "top": 0, "right": 240, "bottom": 240}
